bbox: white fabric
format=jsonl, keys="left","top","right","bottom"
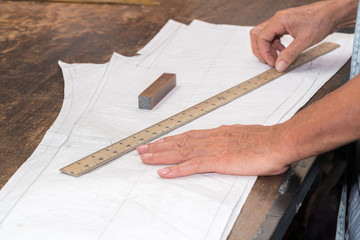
{"left": 0, "top": 20, "right": 353, "bottom": 240}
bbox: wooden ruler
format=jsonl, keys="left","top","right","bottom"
{"left": 60, "top": 42, "right": 339, "bottom": 177}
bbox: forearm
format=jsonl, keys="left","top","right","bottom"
{"left": 275, "top": 74, "right": 360, "bottom": 166}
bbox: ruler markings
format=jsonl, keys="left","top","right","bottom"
{"left": 60, "top": 42, "right": 339, "bottom": 177}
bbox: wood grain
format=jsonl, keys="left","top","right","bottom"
{"left": 7, "top": 0, "right": 160, "bottom": 5}
{"left": 139, "top": 73, "right": 176, "bottom": 109}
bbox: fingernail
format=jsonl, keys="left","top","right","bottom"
{"left": 155, "top": 138, "right": 165, "bottom": 143}
{"left": 158, "top": 168, "right": 170, "bottom": 176}
{"left": 137, "top": 144, "right": 149, "bottom": 152}
{"left": 276, "top": 60, "right": 288, "bottom": 72}
{"left": 140, "top": 153, "right": 152, "bottom": 161}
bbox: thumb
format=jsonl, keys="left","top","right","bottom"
{"left": 275, "top": 38, "right": 309, "bottom": 72}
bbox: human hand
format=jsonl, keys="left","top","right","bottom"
{"left": 250, "top": 0, "right": 357, "bottom": 72}
{"left": 136, "top": 124, "right": 290, "bottom": 178}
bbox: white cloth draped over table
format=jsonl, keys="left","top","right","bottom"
{"left": 0, "top": 20, "right": 354, "bottom": 240}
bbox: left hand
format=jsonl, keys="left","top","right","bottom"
{"left": 249, "top": 0, "right": 356, "bottom": 72}
{"left": 136, "top": 124, "right": 290, "bottom": 178}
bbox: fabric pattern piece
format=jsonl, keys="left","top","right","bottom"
{"left": 0, "top": 20, "right": 354, "bottom": 240}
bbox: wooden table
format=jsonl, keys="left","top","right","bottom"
{"left": 0, "top": 0, "right": 350, "bottom": 238}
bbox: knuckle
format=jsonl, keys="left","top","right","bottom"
{"left": 189, "top": 158, "right": 201, "bottom": 171}
{"left": 287, "top": 49, "right": 298, "bottom": 58}
{"left": 169, "top": 142, "right": 180, "bottom": 150}
{"left": 147, "top": 142, "right": 158, "bottom": 152}
{"left": 283, "top": 48, "right": 301, "bottom": 62}
{"left": 171, "top": 165, "right": 182, "bottom": 175}
{"left": 176, "top": 137, "right": 188, "bottom": 148}
{"left": 218, "top": 125, "right": 234, "bottom": 137}
{"left": 274, "top": 10, "right": 286, "bottom": 20}
{"left": 235, "top": 137, "right": 243, "bottom": 147}
{"left": 185, "top": 130, "right": 197, "bottom": 138}
{"left": 178, "top": 145, "right": 193, "bottom": 158}
{"left": 218, "top": 125, "right": 230, "bottom": 131}
{"left": 240, "top": 132, "right": 250, "bottom": 141}
{"left": 303, "top": 36, "right": 313, "bottom": 48}
{"left": 250, "top": 28, "right": 258, "bottom": 37}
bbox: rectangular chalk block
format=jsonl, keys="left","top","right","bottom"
{"left": 138, "top": 73, "right": 176, "bottom": 110}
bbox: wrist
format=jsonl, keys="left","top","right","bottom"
{"left": 328, "top": 0, "right": 358, "bottom": 30}
{"left": 267, "top": 124, "right": 294, "bottom": 174}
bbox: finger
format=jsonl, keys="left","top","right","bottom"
{"left": 168, "top": 129, "right": 214, "bottom": 141}
{"left": 250, "top": 22, "right": 268, "bottom": 63}
{"left": 137, "top": 129, "right": 207, "bottom": 154}
{"left": 271, "top": 38, "right": 285, "bottom": 52}
{"left": 250, "top": 29, "right": 263, "bottom": 62}
{"left": 140, "top": 144, "right": 206, "bottom": 165}
{"left": 157, "top": 157, "right": 216, "bottom": 178}
{"left": 275, "top": 37, "right": 309, "bottom": 72}
{"left": 256, "top": 20, "right": 288, "bottom": 66}
{"left": 140, "top": 130, "right": 213, "bottom": 152}
{"left": 142, "top": 129, "right": 215, "bottom": 151}
{"left": 257, "top": 39, "right": 277, "bottom": 67}
{"left": 137, "top": 141, "right": 180, "bottom": 154}
{"left": 148, "top": 134, "right": 202, "bottom": 152}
